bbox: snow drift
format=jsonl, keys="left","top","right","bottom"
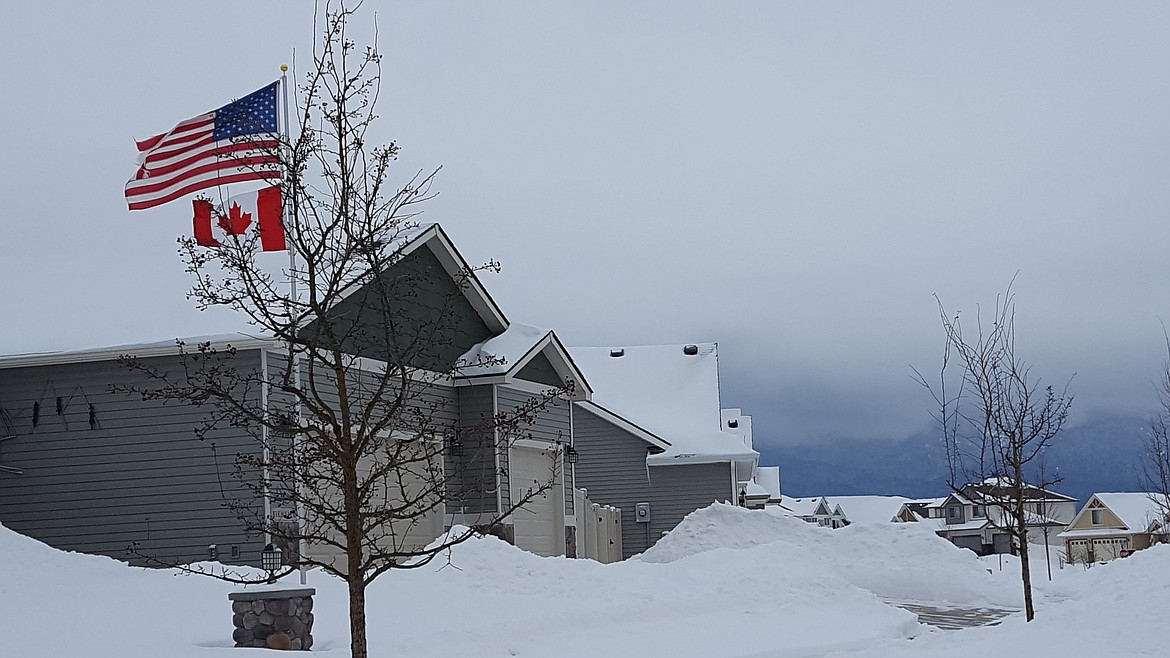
{"left": 640, "top": 502, "right": 1019, "bottom": 605}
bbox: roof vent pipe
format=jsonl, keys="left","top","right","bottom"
{"left": 728, "top": 419, "right": 739, "bottom": 428}
{"left": 683, "top": 344, "right": 699, "bottom": 355}
{"left": 610, "top": 348, "right": 625, "bottom": 358}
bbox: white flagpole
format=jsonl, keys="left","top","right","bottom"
{"left": 279, "top": 65, "right": 308, "bottom": 587}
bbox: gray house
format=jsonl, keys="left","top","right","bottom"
{"left": 0, "top": 224, "right": 591, "bottom": 566}
{"left": 937, "top": 481, "right": 1077, "bottom": 555}
{"left": 569, "top": 343, "right": 759, "bottom": 559}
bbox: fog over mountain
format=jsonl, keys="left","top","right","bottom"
{"left": 764, "top": 412, "right": 1150, "bottom": 505}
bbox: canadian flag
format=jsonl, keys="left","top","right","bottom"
{"left": 192, "top": 185, "right": 286, "bottom": 251}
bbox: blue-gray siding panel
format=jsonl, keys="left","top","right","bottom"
{"left": 572, "top": 405, "right": 733, "bottom": 559}
{"left": 0, "top": 352, "right": 267, "bottom": 566}
{"left": 449, "top": 384, "right": 498, "bottom": 516}
{"left": 497, "top": 386, "right": 572, "bottom": 516}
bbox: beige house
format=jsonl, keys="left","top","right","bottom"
{"left": 1059, "top": 493, "right": 1170, "bottom": 564}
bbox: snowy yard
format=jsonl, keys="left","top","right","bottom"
{"left": 3, "top": 504, "right": 1166, "bottom": 657}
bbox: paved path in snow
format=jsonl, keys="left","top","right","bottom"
{"left": 887, "top": 601, "right": 1018, "bottom": 631}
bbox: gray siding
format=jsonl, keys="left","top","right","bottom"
{"left": 497, "top": 386, "right": 572, "bottom": 516}
{"left": 573, "top": 405, "right": 733, "bottom": 559}
{"left": 0, "top": 351, "right": 266, "bottom": 566}
{"left": 448, "top": 384, "right": 498, "bottom": 516}
{"left": 299, "top": 245, "right": 494, "bottom": 372}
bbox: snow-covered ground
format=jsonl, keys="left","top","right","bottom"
{"left": 3, "top": 503, "right": 1167, "bottom": 657}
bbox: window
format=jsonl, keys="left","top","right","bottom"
{"left": 947, "top": 506, "right": 960, "bottom": 519}
{"left": 1091, "top": 509, "right": 1103, "bottom": 525}
{"left": 973, "top": 506, "right": 985, "bottom": 518}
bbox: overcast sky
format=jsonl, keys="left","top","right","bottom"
{"left": 2, "top": 2, "right": 1169, "bottom": 450}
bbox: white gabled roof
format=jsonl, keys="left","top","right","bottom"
{"left": 457, "top": 323, "right": 550, "bottom": 377}
{"left": 779, "top": 495, "right": 829, "bottom": 517}
{"left": 828, "top": 495, "right": 911, "bottom": 525}
{"left": 569, "top": 343, "right": 758, "bottom": 466}
{"left": 455, "top": 323, "right": 591, "bottom": 400}
{"left": 1093, "top": 493, "right": 1170, "bottom": 532}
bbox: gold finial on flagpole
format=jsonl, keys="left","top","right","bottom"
{"left": 280, "top": 64, "right": 288, "bottom": 73}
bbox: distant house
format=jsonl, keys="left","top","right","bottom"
{"left": 829, "top": 496, "right": 910, "bottom": 525}
{"left": 1059, "top": 493, "right": 1170, "bottom": 564}
{"left": 568, "top": 343, "right": 762, "bottom": 559}
{"left": 935, "top": 480, "right": 1076, "bottom": 555}
{"left": 779, "top": 495, "right": 846, "bottom": 528}
{"left": 893, "top": 497, "right": 947, "bottom": 527}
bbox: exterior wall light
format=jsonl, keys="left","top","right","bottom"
{"left": 261, "top": 543, "right": 283, "bottom": 572}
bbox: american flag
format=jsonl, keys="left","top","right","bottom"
{"left": 125, "top": 82, "right": 282, "bottom": 211}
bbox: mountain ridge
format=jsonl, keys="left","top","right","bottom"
{"left": 762, "top": 413, "right": 1150, "bottom": 505}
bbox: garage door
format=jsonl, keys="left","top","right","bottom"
{"left": 1091, "top": 538, "right": 1127, "bottom": 562}
{"left": 1067, "top": 539, "right": 1089, "bottom": 564}
{"left": 510, "top": 445, "right": 562, "bottom": 557}
{"left": 952, "top": 534, "right": 983, "bottom": 553}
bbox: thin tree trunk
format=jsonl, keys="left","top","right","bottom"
{"left": 348, "top": 577, "right": 369, "bottom": 658}
{"left": 1044, "top": 527, "right": 1053, "bottom": 581}
{"left": 1018, "top": 525, "right": 1035, "bottom": 621}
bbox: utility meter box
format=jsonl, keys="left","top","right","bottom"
{"left": 635, "top": 502, "right": 651, "bottom": 523}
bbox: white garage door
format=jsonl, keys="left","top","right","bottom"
{"left": 1067, "top": 539, "right": 1089, "bottom": 564}
{"left": 510, "top": 445, "right": 562, "bottom": 557}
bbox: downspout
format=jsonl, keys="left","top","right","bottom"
{"left": 261, "top": 348, "right": 272, "bottom": 550}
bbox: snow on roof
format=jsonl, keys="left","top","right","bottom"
{"left": 943, "top": 519, "right": 990, "bottom": 532}
{"left": 720, "top": 408, "right": 753, "bottom": 449}
{"left": 1093, "top": 493, "right": 1170, "bottom": 533}
{"left": 455, "top": 324, "right": 591, "bottom": 399}
{"left": 1057, "top": 527, "right": 1137, "bottom": 540}
{"left": 742, "top": 481, "right": 770, "bottom": 498}
{"left": 965, "top": 479, "right": 1077, "bottom": 502}
{"left": 827, "top": 496, "right": 911, "bottom": 525}
{"left": 778, "top": 495, "right": 831, "bottom": 517}
{"left": 911, "top": 496, "right": 948, "bottom": 506}
{"left": 456, "top": 323, "right": 551, "bottom": 377}
{"left": 569, "top": 343, "right": 758, "bottom": 466}
{"left": 0, "top": 333, "right": 277, "bottom": 369}
{"left": 754, "top": 466, "right": 781, "bottom": 500}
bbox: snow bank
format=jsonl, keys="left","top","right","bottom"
{"left": 836, "top": 544, "right": 1170, "bottom": 658}
{"left": 641, "top": 503, "right": 1019, "bottom": 606}
{"left": 0, "top": 522, "right": 242, "bottom": 657}
{"left": 1, "top": 519, "right": 919, "bottom": 658}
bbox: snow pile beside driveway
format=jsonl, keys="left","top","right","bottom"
{"left": 640, "top": 503, "right": 1019, "bottom": 606}
{"left": 838, "top": 544, "right": 1170, "bottom": 658}
{"left": 1, "top": 518, "right": 919, "bottom": 658}
{"left": 358, "top": 524, "right": 921, "bottom": 657}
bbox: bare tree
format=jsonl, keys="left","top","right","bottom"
{"left": 119, "top": 6, "right": 572, "bottom": 658}
{"left": 1033, "top": 457, "right": 1060, "bottom": 581}
{"left": 915, "top": 282, "right": 1073, "bottom": 621}
{"left": 1142, "top": 329, "right": 1170, "bottom": 529}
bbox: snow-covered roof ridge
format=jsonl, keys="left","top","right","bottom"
{"left": 0, "top": 332, "right": 278, "bottom": 369}
{"left": 456, "top": 323, "right": 592, "bottom": 399}
{"left": 456, "top": 322, "right": 552, "bottom": 376}
{"left": 778, "top": 495, "right": 830, "bottom": 516}
{"left": 568, "top": 342, "right": 758, "bottom": 466}
{"left": 1093, "top": 492, "right": 1170, "bottom": 532}
{"left": 826, "top": 495, "right": 912, "bottom": 525}
{"left": 963, "top": 479, "right": 1077, "bottom": 502}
